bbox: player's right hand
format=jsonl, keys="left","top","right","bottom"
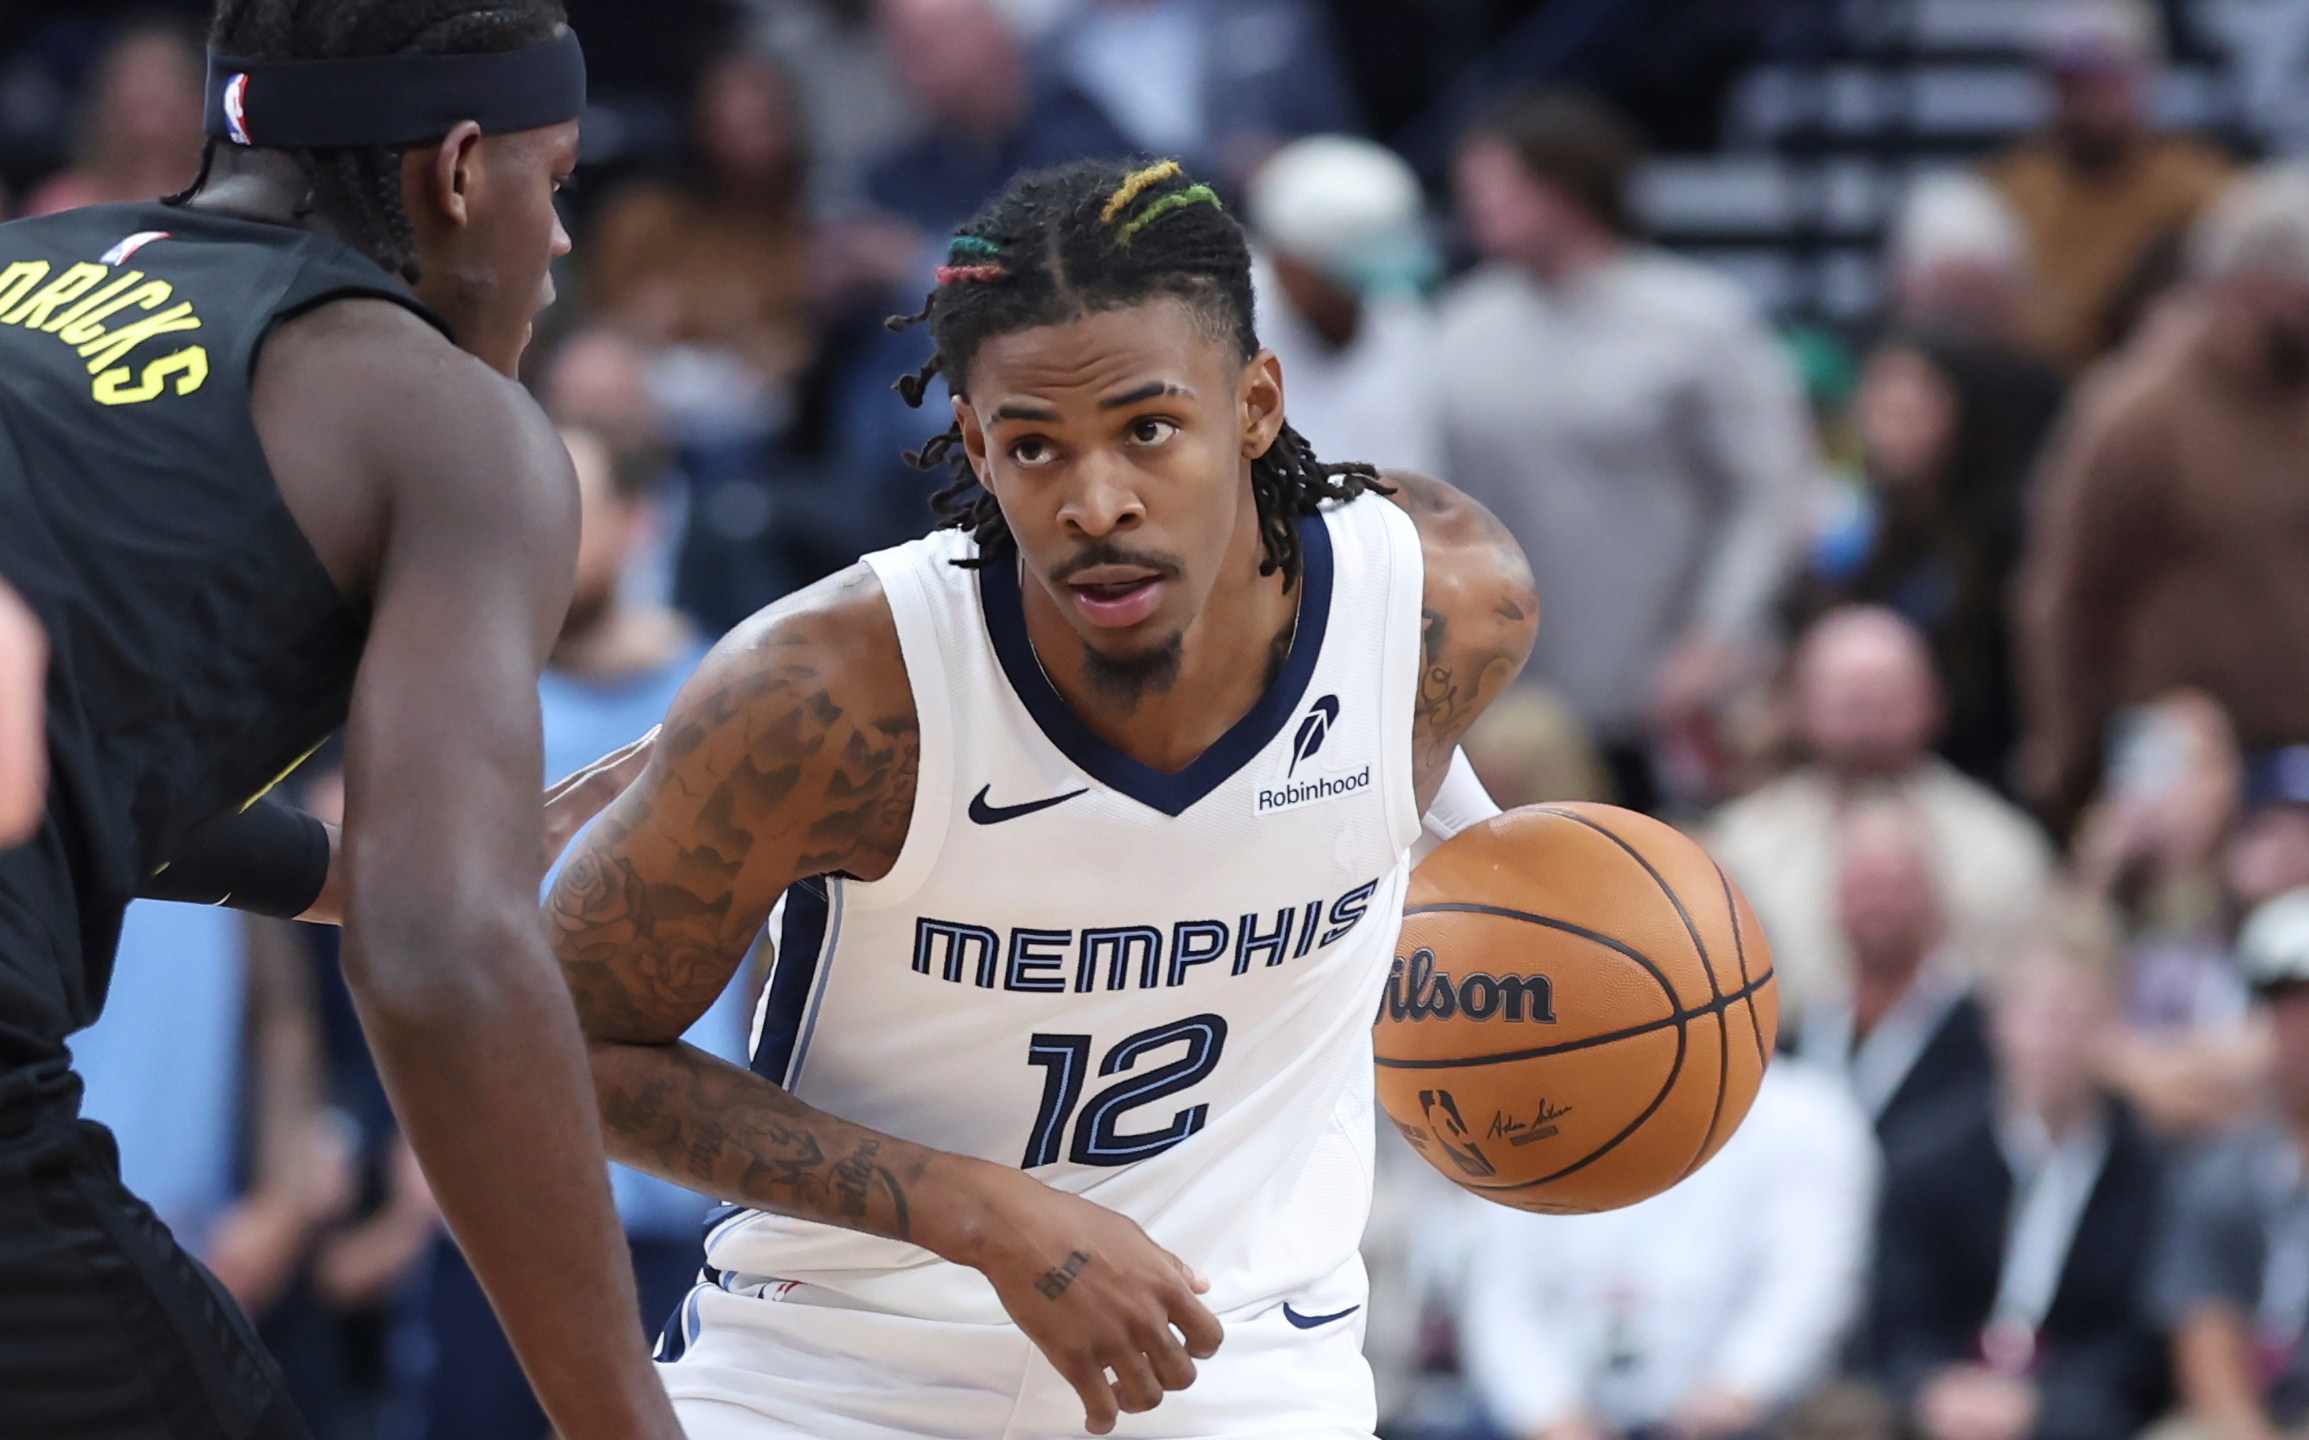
{"left": 955, "top": 1164, "right": 1224, "bottom": 1435}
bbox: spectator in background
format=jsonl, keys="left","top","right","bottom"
{"left": 1887, "top": 173, "right": 2035, "bottom": 343}
{"left": 404, "top": 429, "right": 747, "bottom": 1440}
{"left": 1799, "top": 331, "right": 2064, "bottom": 792}
{"left": 1438, "top": 88, "right": 1809, "bottom": 813}
{"left": 1984, "top": 0, "right": 2233, "bottom": 372}
{"left": 1048, "top": 0, "right": 1361, "bottom": 189}
{"left": 1247, "top": 135, "right": 1444, "bottom": 477}
{"left": 585, "top": 53, "right": 818, "bottom": 427}
{"left": 1460, "top": 685, "right": 1612, "bottom": 812}
{"left": 1457, "top": 1062, "right": 1877, "bottom": 1440}
{"left": 2229, "top": 749, "right": 2309, "bottom": 916}
{"left": 1782, "top": 797, "right": 1996, "bottom": 1160}
{"left": 541, "top": 323, "right": 668, "bottom": 460}
{"left": 24, "top": 19, "right": 204, "bottom": 216}
{"left": 865, "top": 0, "right": 1131, "bottom": 237}
{"left": 1712, "top": 608, "right": 2055, "bottom": 1020}
{"left": 2073, "top": 693, "right": 2269, "bottom": 1138}
{"left": 1866, "top": 898, "right": 2171, "bottom": 1440}
{"left": 2152, "top": 888, "right": 2309, "bottom": 1440}
{"left": 753, "top": 0, "right": 913, "bottom": 215}
{"left": 2018, "top": 165, "right": 2309, "bottom": 824}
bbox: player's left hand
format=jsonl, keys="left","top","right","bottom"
{"left": 542, "top": 726, "right": 656, "bottom": 872}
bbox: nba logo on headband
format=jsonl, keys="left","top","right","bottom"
{"left": 221, "top": 73, "right": 253, "bottom": 145}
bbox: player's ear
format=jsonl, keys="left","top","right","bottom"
{"left": 1240, "top": 349, "right": 1285, "bottom": 459}
{"left": 405, "top": 121, "right": 485, "bottom": 231}
{"left": 954, "top": 394, "right": 994, "bottom": 488}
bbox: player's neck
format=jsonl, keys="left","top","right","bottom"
{"left": 181, "top": 150, "right": 369, "bottom": 256}
{"left": 1023, "top": 541, "right": 1300, "bottom": 777}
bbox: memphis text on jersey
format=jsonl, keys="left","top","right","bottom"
{"left": 911, "top": 878, "right": 1380, "bottom": 994}
{"left": 0, "top": 249, "right": 208, "bottom": 407}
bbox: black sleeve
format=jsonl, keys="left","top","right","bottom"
{"left": 141, "top": 796, "right": 330, "bottom": 919}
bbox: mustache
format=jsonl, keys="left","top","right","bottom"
{"left": 1048, "top": 541, "right": 1186, "bottom": 586}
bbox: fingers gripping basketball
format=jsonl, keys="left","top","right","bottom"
{"left": 1374, "top": 803, "right": 1779, "bottom": 1214}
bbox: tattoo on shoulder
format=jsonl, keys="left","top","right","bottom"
{"left": 548, "top": 617, "right": 917, "bottom": 1043}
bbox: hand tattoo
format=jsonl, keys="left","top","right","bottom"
{"left": 1036, "top": 1250, "right": 1092, "bottom": 1301}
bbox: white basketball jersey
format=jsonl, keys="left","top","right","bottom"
{"left": 705, "top": 494, "right": 1426, "bottom": 1326}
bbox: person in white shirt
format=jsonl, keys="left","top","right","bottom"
{"left": 1438, "top": 87, "right": 1811, "bottom": 810}
{"left": 1456, "top": 1061, "right": 1878, "bottom": 1440}
{"left": 1786, "top": 796, "right": 1997, "bottom": 1159}
{"left": 1710, "top": 607, "right": 2056, "bottom": 1021}
{"left": 1247, "top": 135, "right": 1445, "bottom": 479}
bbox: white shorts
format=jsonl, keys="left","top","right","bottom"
{"left": 656, "top": 1258, "right": 1377, "bottom": 1440}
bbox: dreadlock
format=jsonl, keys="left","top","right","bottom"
{"left": 889, "top": 156, "right": 1389, "bottom": 589}
{"left": 170, "top": 0, "right": 567, "bottom": 282}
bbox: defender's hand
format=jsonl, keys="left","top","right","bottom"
{"left": 949, "top": 1164, "right": 1223, "bottom": 1435}
{"left": 542, "top": 727, "right": 656, "bottom": 871}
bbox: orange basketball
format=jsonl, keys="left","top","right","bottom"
{"left": 1374, "top": 803, "right": 1778, "bottom": 1214}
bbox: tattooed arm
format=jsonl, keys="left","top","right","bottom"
{"left": 546, "top": 565, "right": 1222, "bottom": 1436}
{"left": 1380, "top": 470, "right": 1540, "bottom": 809}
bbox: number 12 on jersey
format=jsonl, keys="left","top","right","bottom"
{"left": 1021, "top": 1014, "right": 1229, "bottom": 1168}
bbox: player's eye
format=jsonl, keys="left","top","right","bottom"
{"left": 1125, "top": 417, "right": 1179, "bottom": 447}
{"left": 1008, "top": 436, "right": 1056, "bottom": 468}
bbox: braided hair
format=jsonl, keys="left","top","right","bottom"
{"left": 171, "top": 0, "right": 568, "bottom": 281}
{"left": 891, "top": 156, "right": 1389, "bottom": 588}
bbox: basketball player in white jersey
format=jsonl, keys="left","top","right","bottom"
{"left": 545, "top": 157, "right": 1537, "bottom": 1439}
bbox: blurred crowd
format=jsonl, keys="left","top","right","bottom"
{"left": 11, "top": 1, "right": 2309, "bottom": 1439}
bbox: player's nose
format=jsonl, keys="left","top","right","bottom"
{"left": 1058, "top": 455, "right": 1144, "bottom": 538}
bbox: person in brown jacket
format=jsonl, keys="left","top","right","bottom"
{"left": 2018, "top": 164, "right": 2309, "bottom": 822}
{"left": 1984, "top": 0, "right": 2233, "bottom": 372}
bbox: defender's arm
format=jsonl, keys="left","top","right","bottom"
{"left": 0, "top": 577, "right": 46, "bottom": 846}
{"left": 257, "top": 303, "right": 677, "bottom": 1440}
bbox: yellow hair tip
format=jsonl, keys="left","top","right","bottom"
{"left": 1101, "top": 160, "right": 1184, "bottom": 223}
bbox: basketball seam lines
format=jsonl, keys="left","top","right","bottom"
{"left": 1393, "top": 893, "right": 1694, "bottom": 1191}
{"left": 1534, "top": 808, "right": 1730, "bottom": 1183}
{"left": 1716, "top": 861, "right": 1770, "bottom": 1070}
{"left": 1371, "top": 968, "right": 1775, "bottom": 1069}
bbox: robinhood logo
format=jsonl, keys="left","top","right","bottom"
{"left": 1257, "top": 765, "right": 1370, "bottom": 813}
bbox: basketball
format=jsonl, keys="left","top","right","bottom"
{"left": 1375, "top": 803, "right": 1778, "bottom": 1214}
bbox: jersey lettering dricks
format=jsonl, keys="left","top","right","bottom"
{"left": 704, "top": 493, "right": 1427, "bottom": 1324}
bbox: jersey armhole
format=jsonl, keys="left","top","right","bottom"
{"left": 848, "top": 548, "right": 955, "bottom": 907}
{"left": 1373, "top": 499, "right": 1426, "bottom": 853}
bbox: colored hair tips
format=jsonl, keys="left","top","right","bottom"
{"left": 936, "top": 264, "right": 1007, "bottom": 286}
{"left": 948, "top": 235, "right": 1001, "bottom": 260}
{"left": 1116, "top": 184, "right": 1222, "bottom": 245}
{"left": 1099, "top": 160, "right": 1184, "bottom": 224}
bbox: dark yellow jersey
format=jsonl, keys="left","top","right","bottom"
{"left": 0, "top": 201, "right": 443, "bottom": 1120}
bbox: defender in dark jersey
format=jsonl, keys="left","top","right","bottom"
{"left": 0, "top": 5, "right": 680, "bottom": 1438}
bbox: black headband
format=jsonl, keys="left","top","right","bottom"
{"left": 204, "top": 28, "right": 586, "bottom": 150}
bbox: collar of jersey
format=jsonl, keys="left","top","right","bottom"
{"left": 977, "top": 510, "right": 1335, "bottom": 818}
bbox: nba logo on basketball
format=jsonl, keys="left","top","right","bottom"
{"left": 221, "top": 74, "right": 253, "bottom": 146}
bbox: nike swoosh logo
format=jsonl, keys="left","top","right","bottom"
{"left": 967, "top": 785, "right": 1088, "bottom": 825}
{"left": 1281, "top": 1302, "right": 1361, "bottom": 1330}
